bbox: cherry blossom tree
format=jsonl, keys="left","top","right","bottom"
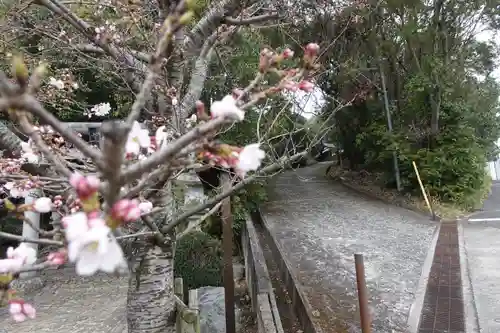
{"left": 0, "top": 0, "right": 329, "bottom": 331}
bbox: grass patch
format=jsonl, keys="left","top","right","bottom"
{"left": 327, "top": 164, "right": 469, "bottom": 220}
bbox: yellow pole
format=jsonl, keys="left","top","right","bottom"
{"left": 412, "top": 161, "right": 434, "bottom": 218}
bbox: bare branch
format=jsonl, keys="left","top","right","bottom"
{"left": 225, "top": 13, "right": 279, "bottom": 26}
{"left": 0, "top": 230, "right": 63, "bottom": 246}
{"left": 159, "top": 151, "right": 308, "bottom": 234}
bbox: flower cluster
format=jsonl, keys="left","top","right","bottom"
{"left": 199, "top": 143, "right": 266, "bottom": 178}
{"left": 20, "top": 139, "right": 40, "bottom": 164}
{"left": 0, "top": 244, "right": 37, "bottom": 321}
{"left": 84, "top": 102, "right": 111, "bottom": 119}
{"left": 2, "top": 179, "right": 39, "bottom": 198}
{"left": 59, "top": 173, "right": 153, "bottom": 275}
{"left": 0, "top": 243, "right": 36, "bottom": 275}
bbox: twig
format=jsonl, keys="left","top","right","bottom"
{"left": 141, "top": 215, "right": 167, "bottom": 244}
{"left": 159, "top": 151, "right": 307, "bottom": 234}
{"left": 177, "top": 201, "right": 222, "bottom": 239}
{"left": 0, "top": 231, "right": 63, "bottom": 246}
{"left": 116, "top": 231, "right": 156, "bottom": 240}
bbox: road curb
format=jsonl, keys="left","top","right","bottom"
{"left": 407, "top": 223, "right": 441, "bottom": 333}
{"left": 457, "top": 220, "right": 481, "bottom": 333}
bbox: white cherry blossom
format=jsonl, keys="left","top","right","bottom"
{"left": 32, "top": 197, "right": 52, "bottom": 213}
{"left": 48, "top": 77, "right": 64, "bottom": 89}
{"left": 126, "top": 121, "right": 150, "bottom": 155}
{"left": 235, "top": 143, "right": 265, "bottom": 178}
{"left": 84, "top": 102, "right": 111, "bottom": 118}
{"left": 8, "top": 243, "right": 37, "bottom": 265}
{"left": 0, "top": 243, "right": 37, "bottom": 274}
{"left": 186, "top": 114, "right": 197, "bottom": 129}
{"left": 138, "top": 201, "right": 153, "bottom": 215}
{"left": 21, "top": 140, "right": 39, "bottom": 164}
{"left": 0, "top": 258, "right": 24, "bottom": 274}
{"left": 63, "top": 213, "right": 126, "bottom": 276}
{"left": 210, "top": 95, "right": 245, "bottom": 121}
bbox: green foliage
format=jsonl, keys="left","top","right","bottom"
{"left": 202, "top": 180, "right": 267, "bottom": 242}
{"left": 231, "top": 180, "right": 268, "bottom": 236}
{"left": 339, "top": 81, "right": 498, "bottom": 210}
{"left": 174, "top": 231, "right": 223, "bottom": 291}
{"left": 312, "top": 0, "right": 500, "bottom": 211}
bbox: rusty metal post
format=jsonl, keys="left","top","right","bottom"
{"left": 221, "top": 173, "right": 236, "bottom": 333}
{"left": 354, "top": 254, "right": 371, "bottom": 333}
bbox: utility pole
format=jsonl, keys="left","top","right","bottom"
{"left": 379, "top": 65, "right": 402, "bottom": 191}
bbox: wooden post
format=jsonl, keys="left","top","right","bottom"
{"left": 189, "top": 289, "right": 200, "bottom": 333}
{"left": 174, "top": 277, "right": 184, "bottom": 301}
{"left": 221, "top": 172, "right": 236, "bottom": 333}
{"left": 354, "top": 254, "right": 371, "bottom": 333}
{"left": 412, "top": 161, "right": 435, "bottom": 220}
{"left": 175, "top": 277, "right": 185, "bottom": 333}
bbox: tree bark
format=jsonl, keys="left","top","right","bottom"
{"left": 127, "top": 240, "right": 176, "bottom": 333}
{"left": 127, "top": 172, "right": 177, "bottom": 333}
{"left": 0, "top": 121, "right": 22, "bottom": 156}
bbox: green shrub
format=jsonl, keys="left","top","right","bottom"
{"left": 174, "top": 231, "right": 223, "bottom": 292}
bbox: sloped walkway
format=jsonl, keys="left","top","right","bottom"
{"left": 0, "top": 267, "right": 128, "bottom": 333}
{"left": 261, "top": 164, "right": 438, "bottom": 333}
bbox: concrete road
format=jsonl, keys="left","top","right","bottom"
{"left": 262, "top": 163, "right": 438, "bottom": 333}
{"left": 460, "top": 181, "right": 500, "bottom": 333}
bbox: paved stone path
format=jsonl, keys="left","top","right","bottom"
{"left": 261, "top": 163, "right": 438, "bottom": 333}
{"left": 0, "top": 267, "right": 128, "bottom": 333}
{"left": 460, "top": 181, "right": 500, "bottom": 333}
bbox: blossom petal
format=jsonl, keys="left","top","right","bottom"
{"left": 33, "top": 197, "right": 52, "bottom": 213}
{"left": 63, "top": 212, "right": 89, "bottom": 242}
{"left": 125, "top": 141, "right": 140, "bottom": 155}
{"left": 0, "top": 258, "right": 24, "bottom": 274}
{"left": 137, "top": 130, "right": 151, "bottom": 148}
{"left": 67, "top": 241, "right": 82, "bottom": 263}
{"left": 99, "top": 238, "right": 126, "bottom": 273}
{"left": 23, "top": 304, "right": 36, "bottom": 319}
{"left": 12, "top": 313, "right": 26, "bottom": 322}
{"left": 75, "top": 250, "right": 100, "bottom": 276}
{"left": 8, "top": 303, "right": 22, "bottom": 315}
{"left": 20, "top": 142, "right": 32, "bottom": 153}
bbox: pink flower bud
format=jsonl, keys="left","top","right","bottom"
{"left": 69, "top": 173, "right": 100, "bottom": 199}
{"left": 52, "top": 195, "right": 63, "bottom": 208}
{"left": 195, "top": 100, "right": 205, "bottom": 115}
{"left": 47, "top": 250, "right": 67, "bottom": 266}
{"left": 111, "top": 199, "right": 141, "bottom": 223}
{"left": 283, "top": 80, "right": 298, "bottom": 92}
{"left": 282, "top": 48, "right": 294, "bottom": 59}
{"left": 8, "top": 299, "right": 36, "bottom": 322}
{"left": 305, "top": 43, "right": 320, "bottom": 56}
{"left": 149, "top": 136, "right": 157, "bottom": 152}
{"left": 232, "top": 88, "right": 244, "bottom": 99}
{"left": 298, "top": 80, "right": 314, "bottom": 92}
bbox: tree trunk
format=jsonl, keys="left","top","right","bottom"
{"left": 127, "top": 176, "right": 177, "bottom": 333}
{"left": 127, "top": 240, "right": 176, "bottom": 333}
{"left": 0, "top": 121, "right": 22, "bottom": 156}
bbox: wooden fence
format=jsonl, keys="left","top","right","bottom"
{"left": 252, "top": 210, "right": 323, "bottom": 333}
{"left": 174, "top": 277, "right": 200, "bottom": 333}
{"left": 242, "top": 215, "right": 284, "bottom": 333}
